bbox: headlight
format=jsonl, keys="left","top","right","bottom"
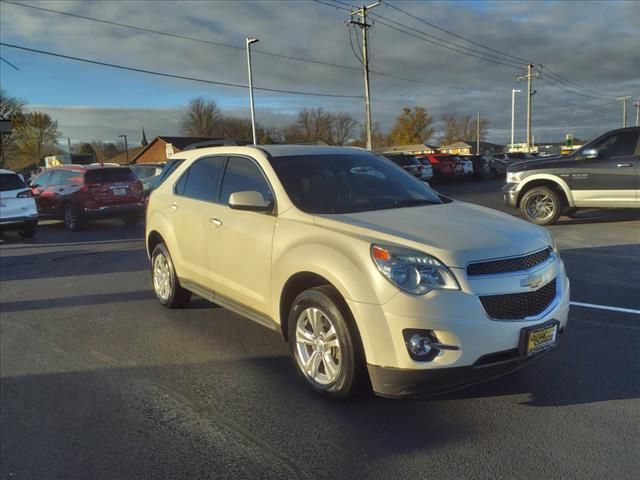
{"left": 371, "top": 245, "right": 459, "bottom": 295}
{"left": 506, "top": 171, "right": 521, "bottom": 183}
{"left": 546, "top": 232, "right": 558, "bottom": 253}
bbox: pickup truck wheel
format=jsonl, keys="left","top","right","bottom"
{"left": 288, "top": 286, "right": 364, "bottom": 399}
{"left": 63, "top": 204, "right": 81, "bottom": 232}
{"left": 151, "top": 243, "right": 191, "bottom": 309}
{"left": 520, "top": 186, "right": 562, "bottom": 226}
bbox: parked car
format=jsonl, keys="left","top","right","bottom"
{"left": 451, "top": 156, "right": 474, "bottom": 177}
{"left": 146, "top": 145, "right": 569, "bottom": 399}
{"left": 424, "top": 154, "right": 457, "bottom": 182}
{"left": 30, "top": 164, "right": 144, "bottom": 231}
{"left": 487, "top": 157, "right": 508, "bottom": 177}
{"left": 495, "top": 152, "right": 536, "bottom": 164}
{"left": 0, "top": 169, "right": 38, "bottom": 238}
{"left": 468, "top": 156, "right": 507, "bottom": 178}
{"left": 503, "top": 126, "right": 639, "bottom": 225}
{"left": 383, "top": 154, "right": 431, "bottom": 181}
{"left": 130, "top": 163, "right": 164, "bottom": 191}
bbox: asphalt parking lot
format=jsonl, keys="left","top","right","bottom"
{"left": 1, "top": 178, "right": 638, "bottom": 480}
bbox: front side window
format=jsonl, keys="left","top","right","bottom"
{"left": 591, "top": 131, "right": 639, "bottom": 158}
{"left": 220, "top": 156, "right": 273, "bottom": 205}
{"left": 177, "top": 156, "right": 225, "bottom": 202}
{"left": 268, "top": 152, "right": 443, "bottom": 214}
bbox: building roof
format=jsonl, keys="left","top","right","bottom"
{"left": 108, "top": 146, "right": 145, "bottom": 165}
{"left": 440, "top": 140, "right": 504, "bottom": 150}
{"left": 379, "top": 144, "right": 436, "bottom": 153}
{"left": 128, "top": 136, "right": 238, "bottom": 163}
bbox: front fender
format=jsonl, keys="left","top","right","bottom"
{"left": 519, "top": 174, "right": 575, "bottom": 207}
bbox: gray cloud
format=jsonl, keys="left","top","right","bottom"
{"left": 3, "top": 0, "right": 639, "bottom": 144}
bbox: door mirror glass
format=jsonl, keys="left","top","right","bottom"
{"left": 228, "top": 190, "right": 273, "bottom": 212}
{"left": 583, "top": 148, "right": 598, "bottom": 159}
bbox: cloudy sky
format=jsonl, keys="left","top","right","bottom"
{"left": 1, "top": 0, "right": 639, "bottom": 147}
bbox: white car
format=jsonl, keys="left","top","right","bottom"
{"left": 0, "top": 169, "right": 38, "bottom": 238}
{"left": 146, "top": 145, "right": 570, "bottom": 399}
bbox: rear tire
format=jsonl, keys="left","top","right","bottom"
{"left": 288, "top": 285, "right": 365, "bottom": 399}
{"left": 520, "top": 186, "right": 563, "bottom": 226}
{"left": 151, "top": 243, "right": 191, "bottom": 309}
{"left": 63, "top": 204, "right": 81, "bottom": 231}
{"left": 18, "top": 224, "right": 36, "bottom": 238}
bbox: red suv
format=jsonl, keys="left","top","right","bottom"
{"left": 423, "top": 154, "right": 457, "bottom": 182}
{"left": 30, "top": 165, "right": 144, "bottom": 231}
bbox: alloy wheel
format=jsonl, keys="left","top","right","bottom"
{"left": 525, "top": 193, "right": 555, "bottom": 221}
{"left": 294, "top": 307, "right": 342, "bottom": 385}
{"left": 153, "top": 252, "right": 172, "bottom": 301}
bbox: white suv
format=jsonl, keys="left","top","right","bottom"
{"left": 0, "top": 169, "right": 38, "bottom": 238}
{"left": 146, "top": 146, "right": 570, "bottom": 399}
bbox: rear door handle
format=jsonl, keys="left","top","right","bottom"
{"left": 209, "top": 217, "right": 223, "bottom": 227}
{"left": 616, "top": 163, "right": 633, "bottom": 167}
{"left": 170, "top": 203, "right": 179, "bottom": 211}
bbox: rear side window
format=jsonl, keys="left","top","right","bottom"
{"left": 85, "top": 168, "right": 137, "bottom": 183}
{"left": 177, "top": 156, "right": 225, "bottom": 202}
{"left": 0, "top": 173, "right": 26, "bottom": 191}
{"left": 220, "top": 156, "right": 273, "bottom": 205}
{"left": 32, "top": 171, "right": 51, "bottom": 187}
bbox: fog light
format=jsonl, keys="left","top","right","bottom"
{"left": 407, "top": 334, "right": 432, "bottom": 357}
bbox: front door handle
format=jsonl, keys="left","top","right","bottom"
{"left": 209, "top": 217, "right": 223, "bottom": 227}
{"left": 170, "top": 203, "right": 179, "bottom": 211}
{"left": 616, "top": 163, "right": 633, "bottom": 167}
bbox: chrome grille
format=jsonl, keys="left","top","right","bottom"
{"left": 480, "top": 279, "right": 557, "bottom": 320}
{"left": 467, "top": 247, "right": 553, "bottom": 276}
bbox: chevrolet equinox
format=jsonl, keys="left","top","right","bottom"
{"left": 146, "top": 145, "right": 570, "bottom": 399}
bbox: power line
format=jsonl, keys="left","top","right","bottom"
{"left": 3, "top": 0, "right": 505, "bottom": 94}
{"left": 383, "top": 1, "right": 533, "bottom": 65}
{"left": 316, "top": 0, "right": 523, "bottom": 69}
{"left": 0, "top": 55, "right": 19, "bottom": 70}
{"left": 0, "top": 42, "right": 364, "bottom": 98}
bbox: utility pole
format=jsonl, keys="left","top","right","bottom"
{"left": 348, "top": 2, "right": 380, "bottom": 150}
{"left": 476, "top": 111, "right": 480, "bottom": 155}
{"left": 517, "top": 64, "right": 539, "bottom": 152}
{"left": 511, "top": 89, "right": 521, "bottom": 151}
{"left": 617, "top": 96, "right": 631, "bottom": 128}
{"left": 246, "top": 37, "right": 259, "bottom": 145}
{"left": 634, "top": 98, "right": 640, "bottom": 127}
{"left": 118, "top": 134, "right": 129, "bottom": 163}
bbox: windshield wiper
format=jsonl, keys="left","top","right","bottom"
{"left": 392, "top": 199, "right": 439, "bottom": 208}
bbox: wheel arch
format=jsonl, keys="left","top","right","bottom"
{"left": 518, "top": 174, "right": 574, "bottom": 208}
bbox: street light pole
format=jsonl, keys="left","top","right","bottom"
{"left": 511, "top": 89, "right": 521, "bottom": 151}
{"left": 635, "top": 99, "right": 640, "bottom": 127}
{"left": 118, "top": 134, "right": 129, "bottom": 164}
{"left": 246, "top": 37, "right": 259, "bottom": 145}
{"left": 617, "top": 96, "right": 630, "bottom": 128}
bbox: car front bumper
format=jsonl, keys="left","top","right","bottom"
{"left": 348, "top": 259, "right": 570, "bottom": 398}
{"left": 502, "top": 183, "right": 519, "bottom": 208}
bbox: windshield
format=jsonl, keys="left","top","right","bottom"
{"left": 268, "top": 153, "right": 443, "bottom": 214}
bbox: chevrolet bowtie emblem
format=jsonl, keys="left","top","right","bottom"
{"left": 521, "top": 274, "right": 544, "bottom": 289}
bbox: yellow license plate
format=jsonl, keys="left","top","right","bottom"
{"left": 527, "top": 324, "right": 558, "bottom": 355}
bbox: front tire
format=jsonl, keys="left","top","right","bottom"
{"left": 520, "top": 186, "right": 563, "bottom": 226}
{"left": 288, "top": 285, "right": 365, "bottom": 399}
{"left": 151, "top": 243, "right": 191, "bottom": 308}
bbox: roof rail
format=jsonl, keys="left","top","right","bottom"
{"left": 182, "top": 139, "right": 239, "bottom": 151}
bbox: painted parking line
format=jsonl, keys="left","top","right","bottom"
{"left": 570, "top": 301, "right": 640, "bottom": 315}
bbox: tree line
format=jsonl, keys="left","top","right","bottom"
{"left": 181, "top": 96, "right": 490, "bottom": 150}
{"left": 0, "top": 88, "right": 491, "bottom": 170}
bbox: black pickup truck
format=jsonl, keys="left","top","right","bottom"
{"left": 503, "top": 126, "right": 639, "bottom": 225}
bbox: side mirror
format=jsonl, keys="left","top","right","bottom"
{"left": 228, "top": 190, "right": 273, "bottom": 212}
{"left": 583, "top": 148, "right": 598, "bottom": 159}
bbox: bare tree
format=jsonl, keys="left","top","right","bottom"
{"left": 331, "top": 113, "right": 359, "bottom": 145}
{"left": 440, "top": 113, "right": 490, "bottom": 145}
{"left": 0, "top": 89, "right": 26, "bottom": 168}
{"left": 388, "top": 107, "right": 434, "bottom": 145}
{"left": 180, "top": 97, "right": 223, "bottom": 137}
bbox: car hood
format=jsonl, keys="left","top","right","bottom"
{"left": 314, "top": 201, "right": 550, "bottom": 268}
{"left": 508, "top": 155, "right": 568, "bottom": 172}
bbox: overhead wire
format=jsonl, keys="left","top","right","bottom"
{"left": 0, "top": 42, "right": 364, "bottom": 98}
